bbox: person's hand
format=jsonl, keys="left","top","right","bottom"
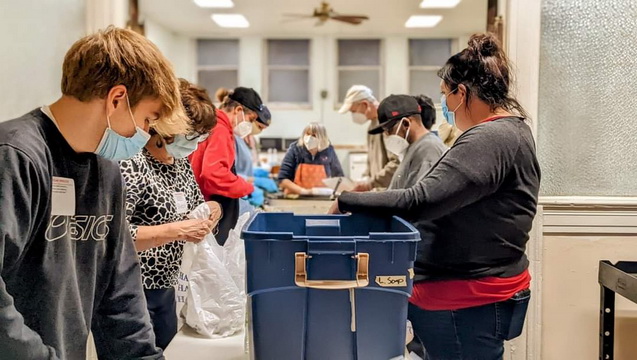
{"left": 327, "top": 200, "right": 343, "bottom": 214}
{"left": 253, "top": 177, "right": 278, "bottom": 193}
{"left": 173, "top": 219, "right": 214, "bottom": 243}
{"left": 206, "top": 201, "right": 222, "bottom": 223}
{"left": 299, "top": 188, "right": 311, "bottom": 196}
{"left": 248, "top": 187, "right": 265, "bottom": 207}
{"left": 352, "top": 181, "right": 373, "bottom": 192}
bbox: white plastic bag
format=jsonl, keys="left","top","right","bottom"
{"left": 175, "top": 204, "right": 250, "bottom": 338}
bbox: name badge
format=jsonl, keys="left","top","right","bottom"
{"left": 173, "top": 192, "right": 188, "bottom": 214}
{"left": 51, "top": 177, "right": 76, "bottom": 216}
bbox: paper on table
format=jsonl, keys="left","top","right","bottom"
{"left": 310, "top": 187, "right": 335, "bottom": 196}
{"left": 322, "top": 177, "right": 356, "bottom": 194}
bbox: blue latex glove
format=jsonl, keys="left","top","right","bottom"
{"left": 248, "top": 187, "right": 265, "bottom": 207}
{"left": 253, "top": 168, "right": 270, "bottom": 178}
{"left": 253, "top": 177, "right": 278, "bottom": 193}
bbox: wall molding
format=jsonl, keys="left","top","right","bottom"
{"left": 540, "top": 196, "right": 637, "bottom": 235}
{"left": 540, "top": 196, "right": 637, "bottom": 208}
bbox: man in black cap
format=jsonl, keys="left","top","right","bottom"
{"left": 234, "top": 93, "right": 275, "bottom": 211}
{"left": 369, "top": 94, "right": 447, "bottom": 357}
{"left": 229, "top": 87, "right": 272, "bottom": 126}
{"left": 369, "top": 94, "right": 447, "bottom": 190}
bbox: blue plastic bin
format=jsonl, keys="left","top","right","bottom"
{"left": 242, "top": 212, "right": 420, "bottom": 360}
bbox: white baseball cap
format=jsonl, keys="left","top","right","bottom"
{"left": 338, "top": 85, "right": 376, "bottom": 114}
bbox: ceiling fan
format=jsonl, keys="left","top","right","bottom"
{"left": 283, "top": 2, "right": 370, "bottom": 26}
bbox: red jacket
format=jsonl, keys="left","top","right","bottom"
{"left": 190, "top": 109, "right": 254, "bottom": 199}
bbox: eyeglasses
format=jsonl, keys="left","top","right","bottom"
{"left": 184, "top": 132, "right": 210, "bottom": 142}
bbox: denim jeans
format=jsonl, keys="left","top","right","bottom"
{"left": 408, "top": 289, "right": 531, "bottom": 360}
{"left": 144, "top": 287, "right": 178, "bottom": 350}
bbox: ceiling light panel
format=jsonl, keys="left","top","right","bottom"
{"left": 211, "top": 14, "right": 250, "bottom": 28}
{"left": 405, "top": 15, "right": 443, "bottom": 28}
{"left": 420, "top": 0, "right": 461, "bottom": 9}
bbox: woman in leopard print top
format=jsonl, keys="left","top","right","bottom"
{"left": 119, "top": 80, "right": 221, "bottom": 350}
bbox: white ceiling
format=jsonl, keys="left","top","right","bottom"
{"left": 140, "top": 0, "right": 488, "bottom": 38}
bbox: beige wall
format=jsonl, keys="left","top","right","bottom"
{"left": 540, "top": 219, "right": 637, "bottom": 359}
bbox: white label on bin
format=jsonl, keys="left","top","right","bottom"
{"left": 375, "top": 276, "right": 407, "bottom": 287}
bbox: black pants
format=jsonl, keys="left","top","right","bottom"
{"left": 209, "top": 194, "right": 239, "bottom": 246}
{"left": 144, "top": 287, "right": 178, "bottom": 350}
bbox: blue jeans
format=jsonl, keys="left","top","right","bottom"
{"left": 144, "top": 287, "right": 178, "bottom": 350}
{"left": 408, "top": 289, "right": 531, "bottom": 360}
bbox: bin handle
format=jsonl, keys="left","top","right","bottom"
{"left": 294, "top": 252, "right": 369, "bottom": 289}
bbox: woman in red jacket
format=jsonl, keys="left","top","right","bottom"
{"left": 190, "top": 87, "right": 270, "bottom": 245}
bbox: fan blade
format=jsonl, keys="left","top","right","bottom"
{"left": 330, "top": 15, "right": 368, "bottom": 25}
{"left": 331, "top": 14, "right": 369, "bottom": 21}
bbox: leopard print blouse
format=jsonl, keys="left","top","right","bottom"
{"left": 119, "top": 149, "right": 205, "bottom": 289}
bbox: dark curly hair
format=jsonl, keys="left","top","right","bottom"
{"left": 437, "top": 33, "right": 527, "bottom": 118}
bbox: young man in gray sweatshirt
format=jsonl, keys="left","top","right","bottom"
{"left": 0, "top": 27, "right": 189, "bottom": 360}
{"left": 368, "top": 94, "right": 447, "bottom": 190}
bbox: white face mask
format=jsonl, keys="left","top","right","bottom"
{"left": 233, "top": 110, "right": 252, "bottom": 138}
{"left": 384, "top": 118, "right": 410, "bottom": 158}
{"left": 304, "top": 135, "right": 319, "bottom": 151}
{"left": 351, "top": 112, "right": 368, "bottom": 125}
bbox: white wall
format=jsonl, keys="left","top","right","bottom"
{"left": 0, "top": 0, "right": 86, "bottom": 121}
{"left": 542, "top": 233, "right": 637, "bottom": 359}
{"left": 168, "top": 34, "right": 466, "bottom": 146}
{"left": 144, "top": 19, "right": 197, "bottom": 82}
{"left": 140, "top": 27, "right": 469, "bottom": 175}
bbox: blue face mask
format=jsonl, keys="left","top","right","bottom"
{"left": 95, "top": 96, "right": 151, "bottom": 161}
{"left": 441, "top": 94, "right": 455, "bottom": 126}
{"left": 441, "top": 91, "right": 463, "bottom": 127}
{"left": 166, "top": 134, "right": 207, "bottom": 159}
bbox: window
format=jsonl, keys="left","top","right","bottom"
{"left": 265, "top": 39, "right": 311, "bottom": 105}
{"left": 408, "top": 39, "right": 452, "bottom": 102}
{"left": 196, "top": 39, "right": 239, "bottom": 98}
{"left": 337, "top": 39, "right": 383, "bottom": 102}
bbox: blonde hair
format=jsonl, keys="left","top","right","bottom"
{"left": 298, "top": 122, "right": 330, "bottom": 151}
{"left": 61, "top": 26, "right": 188, "bottom": 136}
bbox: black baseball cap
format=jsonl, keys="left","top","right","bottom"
{"left": 369, "top": 94, "right": 421, "bottom": 135}
{"left": 228, "top": 87, "right": 271, "bottom": 126}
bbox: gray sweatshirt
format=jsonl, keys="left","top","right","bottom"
{"left": 388, "top": 132, "right": 447, "bottom": 190}
{"left": 0, "top": 110, "right": 163, "bottom": 360}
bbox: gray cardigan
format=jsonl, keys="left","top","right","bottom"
{"left": 339, "top": 117, "right": 541, "bottom": 282}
